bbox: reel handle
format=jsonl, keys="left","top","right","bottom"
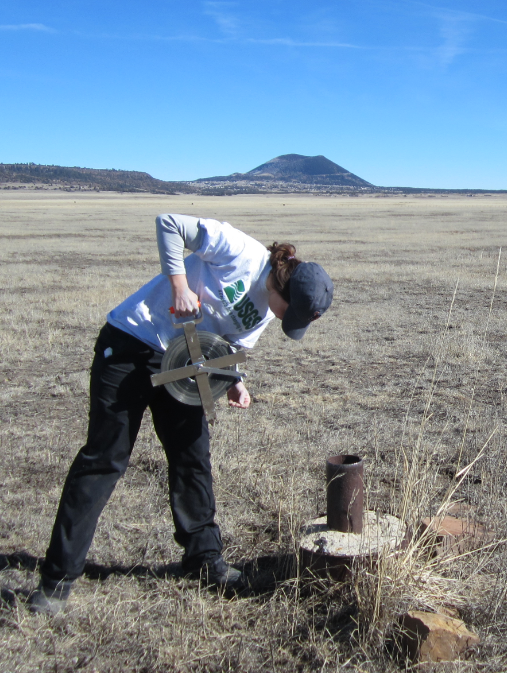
{"left": 169, "top": 302, "right": 203, "bottom": 327}
{"left": 169, "top": 301, "right": 201, "bottom": 315}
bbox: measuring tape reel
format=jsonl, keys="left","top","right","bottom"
{"left": 160, "top": 331, "right": 239, "bottom": 406}
{"left": 150, "top": 308, "right": 247, "bottom": 423}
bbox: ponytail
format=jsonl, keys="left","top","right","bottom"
{"left": 267, "top": 242, "right": 302, "bottom": 303}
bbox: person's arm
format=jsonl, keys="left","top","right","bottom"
{"left": 156, "top": 214, "right": 204, "bottom": 317}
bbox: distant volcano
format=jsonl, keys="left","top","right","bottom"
{"left": 197, "top": 154, "right": 372, "bottom": 187}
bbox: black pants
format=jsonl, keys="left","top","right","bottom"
{"left": 41, "top": 323, "right": 222, "bottom": 582}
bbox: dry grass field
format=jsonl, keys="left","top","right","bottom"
{"left": 1, "top": 191, "right": 507, "bottom": 672}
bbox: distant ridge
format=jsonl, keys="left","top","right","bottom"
{"left": 197, "top": 153, "right": 372, "bottom": 187}
{"left": 2, "top": 159, "right": 502, "bottom": 195}
{"left": 0, "top": 163, "right": 191, "bottom": 194}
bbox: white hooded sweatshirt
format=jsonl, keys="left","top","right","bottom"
{"left": 107, "top": 214, "right": 275, "bottom": 352}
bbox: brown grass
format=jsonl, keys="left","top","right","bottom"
{"left": 1, "top": 191, "right": 507, "bottom": 671}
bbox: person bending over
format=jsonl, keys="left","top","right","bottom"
{"left": 30, "top": 213, "right": 333, "bottom": 615}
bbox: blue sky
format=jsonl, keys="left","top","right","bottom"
{"left": 0, "top": 1, "right": 505, "bottom": 188}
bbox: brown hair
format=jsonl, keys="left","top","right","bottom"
{"left": 267, "top": 242, "right": 302, "bottom": 303}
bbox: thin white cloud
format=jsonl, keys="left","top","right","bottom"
{"left": 9, "top": 16, "right": 499, "bottom": 64}
{"left": 435, "top": 14, "right": 472, "bottom": 66}
{"left": 92, "top": 30, "right": 363, "bottom": 49}
{"left": 245, "top": 37, "right": 362, "bottom": 48}
{"left": 397, "top": 0, "right": 503, "bottom": 66}
{"left": 200, "top": 3, "right": 364, "bottom": 48}
{"left": 78, "top": 30, "right": 494, "bottom": 57}
{"left": 464, "top": 10, "right": 507, "bottom": 27}
{"left": 0, "top": 23, "right": 55, "bottom": 32}
{"left": 203, "top": 1, "right": 240, "bottom": 38}
{"left": 404, "top": 0, "right": 507, "bottom": 26}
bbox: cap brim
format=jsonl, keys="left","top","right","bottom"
{"left": 282, "top": 305, "right": 311, "bottom": 341}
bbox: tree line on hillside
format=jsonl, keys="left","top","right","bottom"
{"left": 0, "top": 163, "right": 193, "bottom": 195}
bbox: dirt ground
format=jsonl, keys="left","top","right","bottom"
{"left": 1, "top": 191, "right": 507, "bottom": 672}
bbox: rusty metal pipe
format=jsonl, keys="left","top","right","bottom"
{"left": 326, "top": 455, "right": 364, "bottom": 533}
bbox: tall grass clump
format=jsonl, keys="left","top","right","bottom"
{"left": 344, "top": 251, "right": 507, "bottom": 669}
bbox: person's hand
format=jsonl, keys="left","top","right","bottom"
{"left": 169, "top": 274, "right": 200, "bottom": 318}
{"left": 227, "top": 381, "right": 251, "bottom": 409}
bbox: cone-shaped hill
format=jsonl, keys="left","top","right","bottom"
{"left": 197, "top": 154, "right": 372, "bottom": 187}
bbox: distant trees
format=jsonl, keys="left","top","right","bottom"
{"left": 0, "top": 163, "right": 192, "bottom": 195}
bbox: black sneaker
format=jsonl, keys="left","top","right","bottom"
{"left": 28, "top": 578, "right": 73, "bottom": 616}
{"left": 192, "top": 556, "right": 247, "bottom": 591}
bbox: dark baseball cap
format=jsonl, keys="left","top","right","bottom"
{"left": 282, "top": 262, "right": 334, "bottom": 340}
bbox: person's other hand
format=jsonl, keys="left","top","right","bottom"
{"left": 227, "top": 381, "right": 251, "bottom": 409}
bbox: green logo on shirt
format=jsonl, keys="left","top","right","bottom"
{"left": 233, "top": 293, "right": 262, "bottom": 329}
{"left": 221, "top": 280, "right": 262, "bottom": 330}
{"left": 224, "top": 280, "right": 245, "bottom": 304}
